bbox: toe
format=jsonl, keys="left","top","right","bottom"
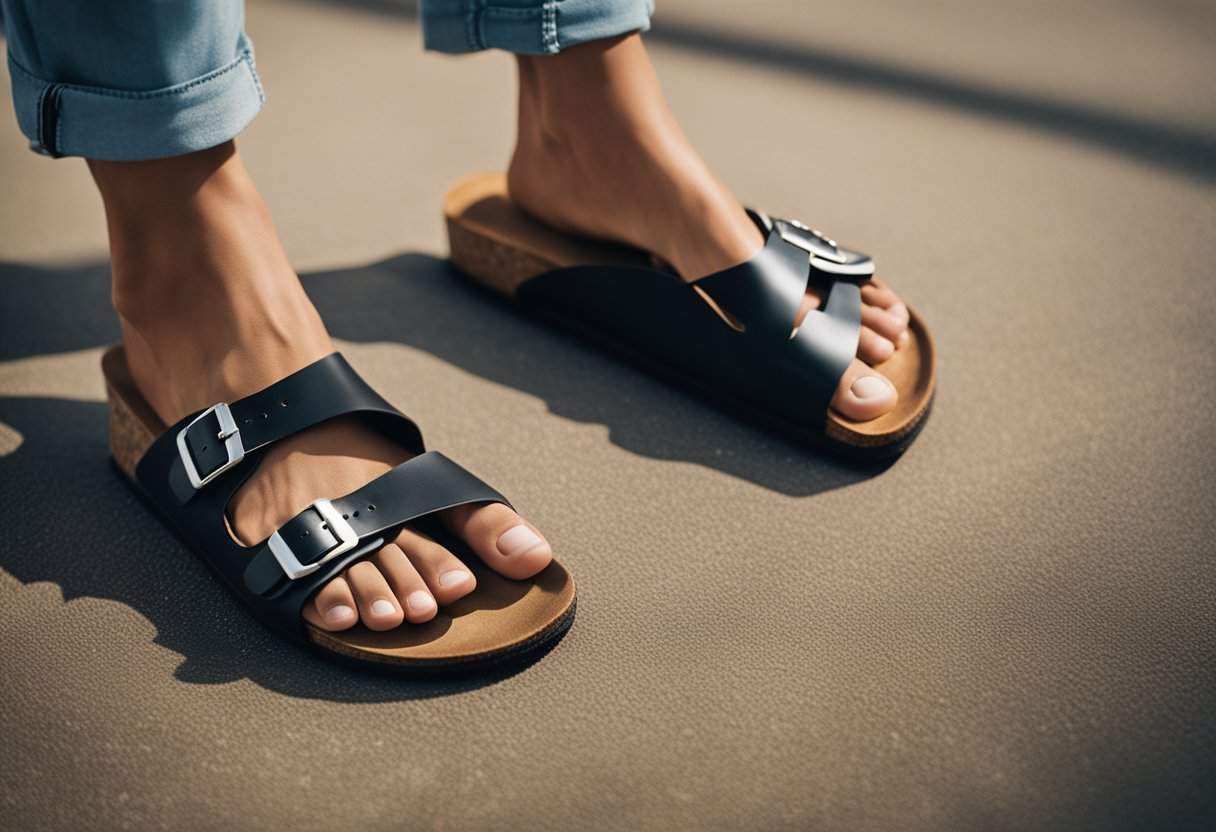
{"left": 861, "top": 280, "right": 898, "bottom": 308}
{"left": 857, "top": 326, "right": 895, "bottom": 364}
{"left": 861, "top": 302, "right": 907, "bottom": 345}
{"left": 862, "top": 279, "right": 909, "bottom": 335}
{"left": 371, "top": 543, "right": 439, "bottom": 623}
{"left": 303, "top": 575, "right": 359, "bottom": 631}
{"left": 442, "top": 502, "right": 553, "bottom": 580}
{"left": 346, "top": 557, "right": 407, "bottom": 630}
{"left": 831, "top": 359, "right": 898, "bottom": 421}
{"left": 393, "top": 527, "right": 476, "bottom": 605}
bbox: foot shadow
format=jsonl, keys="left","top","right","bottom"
{"left": 0, "top": 254, "right": 888, "bottom": 700}
{"left": 305, "top": 253, "right": 894, "bottom": 498}
{"left": 0, "top": 394, "right": 561, "bottom": 701}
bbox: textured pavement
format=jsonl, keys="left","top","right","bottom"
{"left": 1, "top": 2, "right": 1214, "bottom": 830}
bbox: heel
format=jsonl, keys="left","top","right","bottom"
{"left": 107, "top": 381, "right": 155, "bottom": 480}
{"left": 446, "top": 217, "right": 552, "bottom": 298}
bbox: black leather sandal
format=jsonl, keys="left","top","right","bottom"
{"left": 102, "top": 346, "right": 576, "bottom": 674}
{"left": 443, "top": 173, "right": 936, "bottom": 458}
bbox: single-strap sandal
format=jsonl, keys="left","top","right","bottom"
{"left": 443, "top": 173, "right": 936, "bottom": 458}
{"left": 101, "top": 345, "right": 576, "bottom": 674}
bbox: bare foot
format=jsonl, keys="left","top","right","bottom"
{"left": 92, "top": 142, "right": 553, "bottom": 632}
{"left": 507, "top": 35, "right": 909, "bottom": 421}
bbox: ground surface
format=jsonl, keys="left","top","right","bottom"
{"left": 1, "top": 1, "right": 1214, "bottom": 830}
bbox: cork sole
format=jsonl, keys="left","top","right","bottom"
{"left": 443, "top": 172, "right": 936, "bottom": 455}
{"left": 102, "top": 345, "right": 576, "bottom": 673}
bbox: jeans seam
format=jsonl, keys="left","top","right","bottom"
{"left": 466, "top": 0, "right": 484, "bottom": 51}
{"left": 542, "top": 1, "right": 558, "bottom": 53}
{"left": 244, "top": 51, "right": 266, "bottom": 104}
{"left": 52, "top": 88, "right": 61, "bottom": 155}
{"left": 480, "top": 6, "right": 549, "bottom": 18}
{"left": 8, "top": 49, "right": 257, "bottom": 102}
{"left": 34, "top": 82, "right": 46, "bottom": 151}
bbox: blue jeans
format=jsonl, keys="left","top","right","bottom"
{"left": 0, "top": 0, "right": 653, "bottom": 161}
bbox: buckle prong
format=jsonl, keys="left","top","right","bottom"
{"left": 176, "top": 403, "right": 245, "bottom": 490}
{"left": 267, "top": 499, "right": 359, "bottom": 580}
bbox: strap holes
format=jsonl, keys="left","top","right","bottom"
{"left": 342, "top": 513, "right": 349, "bottom": 520}
{"left": 302, "top": 530, "right": 310, "bottom": 537}
{"left": 367, "top": 504, "right": 376, "bottom": 511}
{"left": 201, "top": 445, "right": 208, "bottom": 452}
{"left": 352, "top": 510, "right": 359, "bottom": 518}
{"left": 261, "top": 412, "right": 269, "bottom": 419}
{"left": 280, "top": 399, "right": 289, "bottom": 407}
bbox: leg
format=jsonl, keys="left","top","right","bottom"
{"left": 5, "top": 2, "right": 553, "bottom": 634}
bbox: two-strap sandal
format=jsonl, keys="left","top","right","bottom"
{"left": 102, "top": 346, "right": 576, "bottom": 673}
{"left": 443, "top": 173, "right": 936, "bottom": 458}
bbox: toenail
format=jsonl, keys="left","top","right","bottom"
{"left": 406, "top": 591, "right": 436, "bottom": 613}
{"left": 439, "top": 570, "right": 471, "bottom": 588}
{"left": 874, "top": 335, "right": 895, "bottom": 357}
{"left": 370, "top": 599, "right": 396, "bottom": 617}
{"left": 325, "top": 604, "right": 356, "bottom": 625}
{"left": 851, "top": 375, "right": 892, "bottom": 400}
{"left": 497, "top": 525, "right": 545, "bottom": 557}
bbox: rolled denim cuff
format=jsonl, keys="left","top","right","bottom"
{"left": 6, "top": 33, "right": 264, "bottom": 161}
{"left": 423, "top": 0, "right": 654, "bottom": 55}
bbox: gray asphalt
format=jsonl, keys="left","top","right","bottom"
{"left": 1, "top": 1, "right": 1214, "bottom": 830}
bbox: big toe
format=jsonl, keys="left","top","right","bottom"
{"left": 443, "top": 502, "right": 553, "bottom": 580}
{"left": 832, "top": 360, "right": 898, "bottom": 421}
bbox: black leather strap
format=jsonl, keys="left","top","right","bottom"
{"left": 242, "top": 451, "right": 509, "bottom": 597}
{"left": 513, "top": 209, "right": 871, "bottom": 427}
{"left": 693, "top": 222, "right": 809, "bottom": 343}
{"left": 131, "top": 352, "right": 507, "bottom": 642}
{"left": 167, "top": 354, "right": 411, "bottom": 504}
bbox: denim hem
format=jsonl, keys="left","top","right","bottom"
{"left": 422, "top": 0, "right": 654, "bottom": 56}
{"left": 6, "top": 34, "right": 265, "bottom": 161}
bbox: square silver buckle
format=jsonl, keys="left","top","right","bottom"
{"left": 267, "top": 499, "right": 359, "bottom": 580}
{"left": 176, "top": 402, "right": 245, "bottom": 490}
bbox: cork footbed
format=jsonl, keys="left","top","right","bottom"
{"left": 443, "top": 172, "right": 936, "bottom": 452}
{"left": 101, "top": 345, "right": 576, "bottom": 671}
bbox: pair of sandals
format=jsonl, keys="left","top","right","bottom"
{"left": 104, "top": 173, "right": 936, "bottom": 674}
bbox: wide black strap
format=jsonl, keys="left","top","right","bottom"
{"left": 514, "top": 210, "right": 870, "bottom": 426}
{"left": 784, "top": 276, "right": 863, "bottom": 415}
{"left": 692, "top": 220, "right": 810, "bottom": 343}
{"left": 163, "top": 353, "right": 417, "bottom": 504}
{"left": 242, "top": 452, "right": 509, "bottom": 603}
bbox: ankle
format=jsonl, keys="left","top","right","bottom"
{"left": 90, "top": 142, "right": 247, "bottom": 223}
{"left": 94, "top": 145, "right": 297, "bottom": 326}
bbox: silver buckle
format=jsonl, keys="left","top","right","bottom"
{"left": 267, "top": 499, "right": 359, "bottom": 580}
{"left": 779, "top": 218, "right": 875, "bottom": 278}
{"left": 176, "top": 403, "right": 245, "bottom": 490}
{"left": 788, "top": 218, "right": 837, "bottom": 249}
{"left": 779, "top": 218, "right": 845, "bottom": 262}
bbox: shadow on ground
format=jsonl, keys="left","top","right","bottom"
{"left": 0, "top": 396, "right": 560, "bottom": 701}
{"left": 0, "top": 256, "right": 875, "bottom": 699}
{"left": 308, "top": 254, "right": 885, "bottom": 496}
